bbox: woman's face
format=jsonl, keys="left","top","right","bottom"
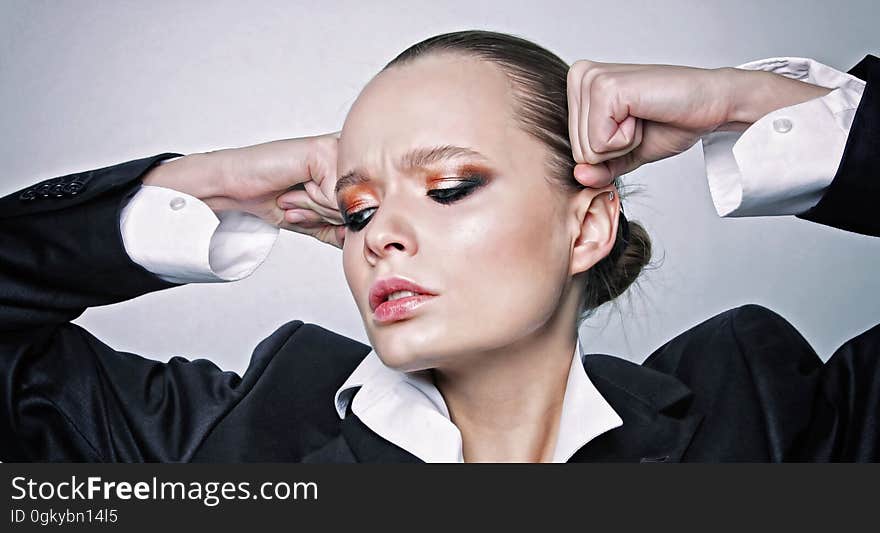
{"left": 337, "top": 53, "right": 583, "bottom": 372}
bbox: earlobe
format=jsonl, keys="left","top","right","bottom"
{"left": 569, "top": 186, "right": 619, "bottom": 276}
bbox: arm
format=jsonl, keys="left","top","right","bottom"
{"left": 0, "top": 138, "right": 343, "bottom": 461}
{"left": 702, "top": 57, "right": 865, "bottom": 218}
{"left": 0, "top": 154, "right": 183, "bottom": 331}
{"left": 797, "top": 55, "right": 880, "bottom": 236}
{"left": 0, "top": 155, "right": 211, "bottom": 460}
{"left": 120, "top": 137, "right": 344, "bottom": 283}
{"left": 566, "top": 54, "right": 879, "bottom": 237}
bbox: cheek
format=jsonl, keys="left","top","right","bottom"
{"left": 342, "top": 238, "right": 368, "bottom": 313}
{"left": 441, "top": 194, "right": 570, "bottom": 322}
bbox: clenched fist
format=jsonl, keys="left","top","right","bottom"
{"left": 566, "top": 60, "right": 832, "bottom": 187}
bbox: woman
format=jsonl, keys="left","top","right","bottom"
{"left": 1, "top": 31, "right": 877, "bottom": 462}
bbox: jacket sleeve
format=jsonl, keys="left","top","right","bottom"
{"left": 797, "top": 54, "right": 880, "bottom": 236}
{"left": 0, "top": 155, "right": 303, "bottom": 461}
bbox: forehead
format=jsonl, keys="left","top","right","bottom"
{"left": 338, "top": 54, "right": 519, "bottom": 172}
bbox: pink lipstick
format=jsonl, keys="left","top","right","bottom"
{"left": 369, "top": 276, "right": 438, "bottom": 324}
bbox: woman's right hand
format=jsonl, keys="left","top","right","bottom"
{"left": 143, "top": 133, "right": 346, "bottom": 248}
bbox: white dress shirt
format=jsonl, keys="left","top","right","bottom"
{"left": 333, "top": 339, "right": 622, "bottom": 462}
{"left": 117, "top": 57, "right": 865, "bottom": 462}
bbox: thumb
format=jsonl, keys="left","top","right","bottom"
{"left": 572, "top": 151, "right": 643, "bottom": 187}
{"left": 573, "top": 162, "right": 613, "bottom": 188}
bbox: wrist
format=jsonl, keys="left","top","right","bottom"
{"left": 724, "top": 67, "right": 832, "bottom": 126}
{"left": 142, "top": 152, "right": 231, "bottom": 201}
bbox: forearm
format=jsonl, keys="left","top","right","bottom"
{"left": 0, "top": 155, "right": 183, "bottom": 331}
{"left": 141, "top": 151, "right": 231, "bottom": 209}
{"left": 723, "top": 68, "right": 833, "bottom": 128}
{"left": 701, "top": 56, "right": 867, "bottom": 218}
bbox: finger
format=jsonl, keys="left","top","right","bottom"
{"left": 304, "top": 177, "right": 342, "bottom": 218}
{"left": 570, "top": 61, "right": 636, "bottom": 165}
{"left": 304, "top": 179, "right": 333, "bottom": 210}
{"left": 283, "top": 208, "right": 324, "bottom": 225}
{"left": 589, "top": 107, "right": 638, "bottom": 154}
{"left": 281, "top": 187, "right": 344, "bottom": 226}
{"left": 584, "top": 82, "right": 646, "bottom": 165}
{"left": 282, "top": 220, "right": 345, "bottom": 249}
{"left": 578, "top": 72, "right": 595, "bottom": 164}
{"left": 567, "top": 61, "right": 588, "bottom": 164}
{"left": 305, "top": 181, "right": 342, "bottom": 224}
{"left": 573, "top": 163, "right": 614, "bottom": 188}
{"left": 277, "top": 189, "right": 312, "bottom": 209}
{"left": 578, "top": 77, "right": 633, "bottom": 165}
{"left": 573, "top": 147, "right": 647, "bottom": 187}
{"left": 587, "top": 71, "right": 642, "bottom": 154}
{"left": 309, "top": 138, "right": 340, "bottom": 210}
{"left": 320, "top": 155, "right": 339, "bottom": 210}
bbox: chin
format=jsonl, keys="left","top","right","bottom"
{"left": 367, "top": 326, "right": 445, "bottom": 372}
{"left": 364, "top": 317, "right": 440, "bottom": 372}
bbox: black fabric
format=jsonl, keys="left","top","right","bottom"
{"left": 798, "top": 54, "right": 879, "bottom": 236}
{"left": 2, "top": 55, "right": 878, "bottom": 462}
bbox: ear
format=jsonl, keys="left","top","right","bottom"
{"left": 568, "top": 186, "right": 620, "bottom": 276}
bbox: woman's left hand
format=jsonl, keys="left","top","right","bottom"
{"left": 566, "top": 60, "right": 832, "bottom": 187}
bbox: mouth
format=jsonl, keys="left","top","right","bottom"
{"left": 369, "top": 276, "right": 438, "bottom": 324}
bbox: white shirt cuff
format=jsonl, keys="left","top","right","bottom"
{"left": 120, "top": 184, "right": 279, "bottom": 283}
{"left": 701, "top": 57, "right": 866, "bottom": 217}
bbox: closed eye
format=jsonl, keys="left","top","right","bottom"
{"left": 426, "top": 178, "right": 484, "bottom": 204}
{"left": 341, "top": 206, "right": 377, "bottom": 232}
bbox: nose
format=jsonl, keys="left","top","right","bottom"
{"left": 363, "top": 196, "right": 417, "bottom": 264}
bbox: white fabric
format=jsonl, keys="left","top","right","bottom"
{"left": 702, "top": 57, "right": 866, "bottom": 217}
{"left": 333, "top": 339, "right": 623, "bottom": 463}
{"left": 120, "top": 184, "right": 278, "bottom": 283}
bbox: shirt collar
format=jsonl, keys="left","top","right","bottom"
{"left": 333, "top": 339, "right": 623, "bottom": 462}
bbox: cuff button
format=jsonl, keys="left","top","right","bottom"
{"left": 772, "top": 117, "right": 793, "bottom": 134}
{"left": 169, "top": 197, "right": 187, "bottom": 210}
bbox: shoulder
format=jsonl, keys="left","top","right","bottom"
{"left": 643, "top": 304, "right": 822, "bottom": 385}
{"left": 643, "top": 304, "right": 824, "bottom": 460}
{"left": 244, "top": 319, "right": 372, "bottom": 402}
{"left": 194, "top": 320, "right": 371, "bottom": 461}
{"left": 588, "top": 305, "right": 821, "bottom": 397}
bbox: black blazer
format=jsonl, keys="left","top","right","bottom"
{"left": 1, "top": 55, "right": 878, "bottom": 463}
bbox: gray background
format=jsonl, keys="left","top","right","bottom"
{"left": 1, "top": 0, "right": 877, "bottom": 375}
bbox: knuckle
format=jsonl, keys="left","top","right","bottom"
{"left": 568, "top": 59, "right": 593, "bottom": 85}
{"left": 582, "top": 151, "right": 604, "bottom": 165}
{"left": 591, "top": 71, "right": 616, "bottom": 93}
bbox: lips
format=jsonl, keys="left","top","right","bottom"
{"left": 368, "top": 277, "right": 438, "bottom": 323}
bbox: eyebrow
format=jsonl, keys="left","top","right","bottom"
{"left": 335, "top": 145, "right": 488, "bottom": 196}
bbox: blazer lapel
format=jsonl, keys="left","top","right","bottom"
{"left": 337, "top": 393, "right": 423, "bottom": 463}
{"left": 569, "top": 354, "right": 704, "bottom": 463}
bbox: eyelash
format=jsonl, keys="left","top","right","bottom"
{"left": 341, "top": 177, "right": 486, "bottom": 232}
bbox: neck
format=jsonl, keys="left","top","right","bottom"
{"left": 433, "top": 304, "right": 580, "bottom": 463}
